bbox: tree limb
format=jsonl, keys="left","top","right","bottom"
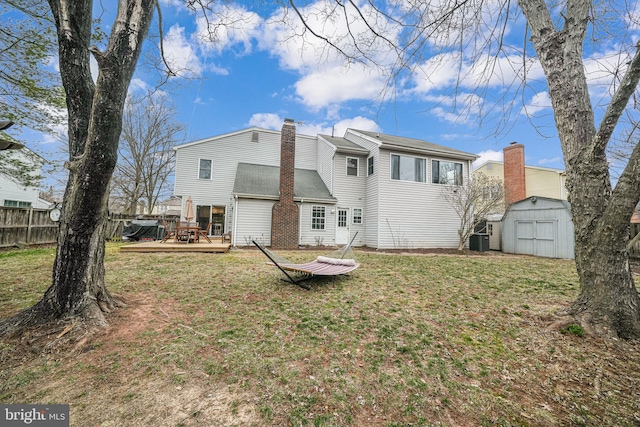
{"left": 592, "top": 42, "right": 640, "bottom": 156}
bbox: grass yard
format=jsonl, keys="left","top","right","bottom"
{"left": 1, "top": 244, "right": 639, "bottom": 426}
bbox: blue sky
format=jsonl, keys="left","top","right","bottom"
{"left": 17, "top": 0, "right": 638, "bottom": 189}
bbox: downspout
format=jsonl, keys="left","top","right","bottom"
{"left": 233, "top": 195, "right": 238, "bottom": 247}
{"left": 299, "top": 199, "right": 304, "bottom": 244}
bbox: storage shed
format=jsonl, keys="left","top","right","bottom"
{"left": 502, "top": 196, "right": 574, "bottom": 259}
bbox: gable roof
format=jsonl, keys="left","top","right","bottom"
{"left": 474, "top": 159, "right": 566, "bottom": 174}
{"left": 232, "top": 163, "right": 337, "bottom": 203}
{"left": 504, "top": 196, "right": 572, "bottom": 217}
{"left": 351, "top": 129, "right": 478, "bottom": 160}
{"left": 318, "top": 134, "right": 370, "bottom": 155}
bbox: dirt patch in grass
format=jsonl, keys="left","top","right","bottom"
{"left": 1, "top": 246, "right": 640, "bottom": 426}
{"left": 0, "top": 292, "right": 259, "bottom": 426}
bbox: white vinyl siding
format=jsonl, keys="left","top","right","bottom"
{"left": 175, "top": 130, "right": 282, "bottom": 210}
{"left": 299, "top": 203, "right": 335, "bottom": 246}
{"left": 0, "top": 149, "right": 47, "bottom": 209}
{"left": 234, "top": 199, "right": 273, "bottom": 246}
{"left": 317, "top": 139, "right": 335, "bottom": 193}
{"left": 174, "top": 129, "right": 319, "bottom": 209}
{"left": 331, "top": 152, "right": 367, "bottom": 247}
{"left": 377, "top": 148, "right": 463, "bottom": 249}
{"left": 342, "top": 130, "right": 381, "bottom": 247}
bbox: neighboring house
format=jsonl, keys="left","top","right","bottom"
{"left": 473, "top": 142, "right": 568, "bottom": 251}
{"left": 156, "top": 195, "right": 182, "bottom": 216}
{"left": 474, "top": 142, "right": 568, "bottom": 207}
{"left": 0, "top": 148, "right": 49, "bottom": 209}
{"left": 173, "top": 120, "right": 478, "bottom": 249}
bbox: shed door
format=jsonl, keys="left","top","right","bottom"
{"left": 515, "top": 220, "right": 556, "bottom": 258}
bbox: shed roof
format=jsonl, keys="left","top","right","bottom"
{"left": 505, "top": 196, "right": 572, "bottom": 218}
{"left": 352, "top": 129, "right": 478, "bottom": 160}
{"left": 232, "top": 163, "right": 337, "bottom": 203}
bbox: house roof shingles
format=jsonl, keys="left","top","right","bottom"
{"left": 354, "top": 129, "right": 478, "bottom": 160}
{"left": 233, "top": 163, "right": 337, "bottom": 203}
{"left": 318, "top": 134, "right": 370, "bottom": 155}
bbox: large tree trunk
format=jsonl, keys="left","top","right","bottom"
{"left": 519, "top": 0, "right": 640, "bottom": 338}
{"left": 0, "top": 0, "right": 156, "bottom": 335}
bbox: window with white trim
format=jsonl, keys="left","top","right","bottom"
{"left": 367, "top": 156, "right": 374, "bottom": 176}
{"left": 311, "top": 206, "right": 326, "bottom": 230}
{"left": 353, "top": 208, "right": 363, "bottom": 224}
{"left": 431, "top": 160, "right": 463, "bottom": 185}
{"left": 3, "top": 200, "right": 31, "bottom": 208}
{"left": 198, "top": 159, "right": 212, "bottom": 180}
{"left": 391, "top": 154, "right": 426, "bottom": 182}
{"left": 346, "top": 157, "right": 359, "bottom": 176}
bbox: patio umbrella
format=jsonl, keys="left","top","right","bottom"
{"left": 184, "top": 196, "right": 194, "bottom": 222}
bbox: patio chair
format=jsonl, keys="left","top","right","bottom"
{"left": 160, "top": 221, "right": 176, "bottom": 243}
{"left": 196, "top": 222, "right": 212, "bottom": 243}
{"left": 253, "top": 232, "right": 359, "bottom": 290}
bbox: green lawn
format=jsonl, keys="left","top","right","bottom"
{"left": 1, "top": 244, "right": 639, "bottom": 426}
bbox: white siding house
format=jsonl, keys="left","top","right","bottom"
{"left": 0, "top": 149, "right": 48, "bottom": 209}
{"left": 173, "top": 125, "right": 478, "bottom": 249}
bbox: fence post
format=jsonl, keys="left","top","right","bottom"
{"left": 27, "top": 207, "right": 34, "bottom": 244}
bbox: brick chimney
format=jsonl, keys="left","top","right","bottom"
{"left": 271, "top": 118, "right": 299, "bottom": 249}
{"left": 503, "top": 142, "right": 526, "bottom": 208}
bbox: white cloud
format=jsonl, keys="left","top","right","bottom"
{"left": 298, "top": 116, "right": 381, "bottom": 137}
{"left": 246, "top": 113, "right": 380, "bottom": 137}
{"left": 262, "top": 1, "right": 400, "bottom": 72}
{"left": 128, "top": 78, "right": 150, "bottom": 94}
{"left": 162, "top": 24, "right": 203, "bottom": 78}
{"left": 473, "top": 150, "right": 503, "bottom": 169}
{"left": 256, "top": 1, "right": 400, "bottom": 111}
{"left": 426, "top": 93, "right": 485, "bottom": 124}
{"left": 194, "top": 4, "right": 263, "bottom": 54}
{"left": 521, "top": 91, "right": 552, "bottom": 116}
{"left": 538, "top": 157, "right": 562, "bottom": 165}
{"left": 247, "top": 113, "right": 283, "bottom": 130}
{"left": 584, "top": 50, "right": 634, "bottom": 103}
{"left": 294, "top": 65, "right": 388, "bottom": 111}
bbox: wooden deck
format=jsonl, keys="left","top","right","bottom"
{"left": 119, "top": 237, "right": 231, "bottom": 253}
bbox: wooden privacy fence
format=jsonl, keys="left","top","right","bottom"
{"left": 0, "top": 207, "right": 180, "bottom": 248}
{"left": 0, "top": 207, "right": 58, "bottom": 248}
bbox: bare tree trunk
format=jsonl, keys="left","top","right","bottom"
{"left": 0, "top": 0, "right": 156, "bottom": 335}
{"left": 519, "top": 0, "right": 640, "bottom": 338}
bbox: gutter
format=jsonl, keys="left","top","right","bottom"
{"left": 380, "top": 143, "right": 479, "bottom": 161}
{"left": 232, "top": 193, "right": 337, "bottom": 204}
